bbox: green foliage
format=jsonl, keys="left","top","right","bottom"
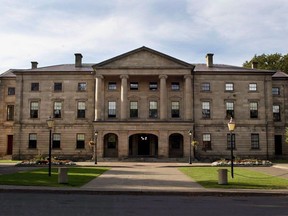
{"left": 243, "top": 53, "right": 288, "bottom": 73}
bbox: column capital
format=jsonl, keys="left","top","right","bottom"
{"left": 95, "top": 75, "right": 104, "bottom": 79}
{"left": 159, "top": 74, "right": 168, "bottom": 79}
{"left": 120, "top": 74, "right": 129, "bottom": 79}
{"left": 184, "top": 74, "right": 192, "bottom": 79}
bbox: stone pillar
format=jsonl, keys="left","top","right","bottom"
{"left": 159, "top": 75, "right": 168, "bottom": 120}
{"left": 184, "top": 75, "right": 192, "bottom": 120}
{"left": 120, "top": 75, "right": 129, "bottom": 120}
{"left": 95, "top": 75, "right": 104, "bottom": 121}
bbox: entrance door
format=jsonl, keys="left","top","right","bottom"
{"left": 7, "top": 135, "right": 13, "bottom": 155}
{"left": 129, "top": 134, "right": 158, "bottom": 157}
{"left": 275, "top": 135, "right": 282, "bottom": 155}
{"left": 138, "top": 135, "right": 150, "bottom": 156}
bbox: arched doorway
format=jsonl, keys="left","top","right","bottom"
{"left": 169, "top": 133, "right": 184, "bottom": 158}
{"left": 129, "top": 134, "right": 158, "bottom": 157}
{"left": 103, "top": 133, "right": 118, "bottom": 157}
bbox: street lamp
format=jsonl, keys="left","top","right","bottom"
{"left": 46, "top": 116, "right": 54, "bottom": 176}
{"left": 227, "top": 117, "right": 236, "bottom": 178}
{"left": 188, "top": 130, "right": 192, "bottom": 164}
{"left": 94, "top": 131, "right": 98, "bottom": 164}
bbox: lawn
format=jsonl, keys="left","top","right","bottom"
{"left": 0, "top": 167, "right": 109, "bottom": 187}
{"left": 179, "top": 167, "right": 288, "bottom": 189}
{"left": 0, "top": 160, "right": 21, "bottom": 163}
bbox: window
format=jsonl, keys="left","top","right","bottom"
{"left": 52, "top": 134, "right": 61, "bottom": 149}
{"left": 78, "top": 82, "right": 87, "bottom": 91}
{"left": 272, "top": 87, "right": 280, "bottom": 95}
{"left": 149, "top": 82, "right": 158, "bottom": 91}
{"left": 249, "top": 83, "right": 257, "bottom": 91}
{"left": 273, "top": 105, "right": 280, "bottom": 121}
{"left": 203, "top": 134, "right": 211, "bottom": 150}
{"left": 29, "top": 134, "right": 37, "bottom": 149}
{"left": 202, "top": 102, "right": 210, "bottom": 119}
{"left": 76, "top": 134, "right": 85, "bottom": 149}
{"left": 226, "top": 102, "right": 234, "bottom": 118}
{"left": 30, "top": 101, "right": 39, "bottom": 118}
{"left": 251, "top": 134, "right": 260, "bottom": 149}
{"left": 108, "top": 82, "right": 117, "bottom": 90}
{"left": 108, "top": 101, "right": 116, "bottom": 118}
{"left": 171, "top": 82, "right": 180, "bottom": 91}
{"left": 250, "top": 102, "right": 258, "bottom": 118}
{"left": 130, "top": 101, "right": 138, "bottom": 118}
{"left": 53, "top": 102, "right": 62, "bottom": 118}
{"left": 31, "top": 83, "right": 39, "bottom": 91}
{"left": 201, "top": 83, "right": 210, "bottom": 91}
{"left": 149, "top": 101, "right": 158, "bottom": 118}
{"left": 77, "top": 102, "right": 86, "bottom": 118}
{"left": 225, "top": 83, "right": 234, "bottom": 91}
{"left": 8, "top": 87, "right": 15, "bottom": 95}
{"left": 130, "top": 82, "right": 138, "bottom": 90}
{"left": 171, "top": 101, "right": 180, "bottom": 118}
{"left": 227, "top": 133, "right": 236, "bottom": 149}
{"left": 7, "top": 105, "right": 14, "bottom": 121}
{"left": 54, "top": 82, "right": 62, "bottom": 91}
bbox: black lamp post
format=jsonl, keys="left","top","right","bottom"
{"left": 188, "top": 130, "right": 192, "bottom": 164}
{"left": 94, "top": 131, "right": 98, "bottom": 164}
{"left": 227, "top": 117, "right": 236, "bottom": 178}
{"left": 46, "top": 117, "right": 54, "bottom": 176}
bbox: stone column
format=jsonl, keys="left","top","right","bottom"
{"left": 95, "top": 75, "right": 104, "bottom": 121}
{"left": 159, "top": 75, "right": 168, "bottom": 120}
{"left": 120, "top": 75, "right": 129, "bottom": 120}
{"left": 184, "top": 75, "right": 192, "bottom": 120}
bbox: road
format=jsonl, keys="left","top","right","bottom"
{"left": 0, "top": 192, "right": 287, "bottom": 216}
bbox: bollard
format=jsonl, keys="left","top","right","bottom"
{"left": 58, "top": 167, "right": 68, "bottom": 184}
{"left": 218, "top": 169, "right": 228, "bottom": 185}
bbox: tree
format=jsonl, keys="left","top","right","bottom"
{"left": 243, "top": 53, "right": 288, "bottom": 73}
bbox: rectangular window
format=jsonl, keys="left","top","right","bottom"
{"left": 203, "top": 134, "right": 211, "bottom": 150}
{"left": 130, "top": 82, "right": 138, "bottom": 90}
{"left": 202, "top": 102, "right": 210, "bottom": 119}
{"left": 31, "top": 83, "right": 39, "bottom": 91}
{"left": 52, "top": 134, "right": 61, "bottom": 149}
{"left": 251, "top": 133, "right": 260, "bottom": 149}
{"left": 108, "top": 101, "right": 116, "bottom": 118}
{"left": 249, "top": 83, "right": 257, "bottom": 91}
{"left": 130, "top": 101, "right": 138, "bottom": 118}
{"left": 201, "top": 83, "right": 210, "bottom": 91}
{"left": 108, "top": 82, "right": 117, "bottom": 90}
{"left": 273, "top": 105, "right": 281, "bottom": 121}
{"left": 226, "top": 102, "right": 234, "bottom": 118}
{"left": 171, "top": 82, "right": 180, "bottom": 91}
{"left": 149, "top": 82, "right": 158, "bottom": 91}
{"left": 78, "top": 82, "right": 87, "bottom": 91}
{"left": 54, "top": 102, "right": 62, "bottom": 118}
{"left": 227, "top": 133, "right": 236, "bottom": 149}
{"left": 77, "top": 102, "right": 86, "bottom": 118}
{"left": 171, "top": 101, "right": 180, "bottom": 118}
{"left": 149, "top": 101, "right": 158, "bottom": 118}
{"left": 7, "top": 105, "right": 14, "bottom": 121}
{"left": 250, "top": 102, "right": 258, "bottom": 118}
{"left": 54, "top": 82, "right": 62, "bottom": 91}
{"left": 225, "top": 83, "right": 234, "bottom": 91}
{"left": 8, "top": 87, "right": 15, "bottom": 95}
{"left": 29, "top": 133, "right": 37, "bottom": 149}
{"left": 30, "top": 101, "right": 39, "bottom": 118}
{"left": 272, "top": 87, "right": 280, "bottom": 95}
{"left": 76, "top": 134, "right": 85, "bottom": 149}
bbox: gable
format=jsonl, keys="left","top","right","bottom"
{"left": 94, "top": 46, "right": 193, "bottom": 69}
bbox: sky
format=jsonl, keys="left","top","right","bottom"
{"left": 1, "top": 0, "right": 288, "bottom": 73}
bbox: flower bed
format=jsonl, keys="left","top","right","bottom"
{"left": 18, "top": 159, "right": 76, "bottom": 166}
{"left": 211, "top": 159, "right": 273, "bottom": 167}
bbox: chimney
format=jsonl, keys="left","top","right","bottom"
{"left": 31, "top": 61, "right": 38, "bottom": 69}
{"left": 252, "top": 61, "right": 258, "bottom": 69}
{"left": 206, "top": 53, "right": 214, "bottom": 67}
{"left": 75, "top": 53, "right": 83, "bottom": 67}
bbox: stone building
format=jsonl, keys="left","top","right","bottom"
{"left": 0, "top": 46, "right": 287, "bottom": 161}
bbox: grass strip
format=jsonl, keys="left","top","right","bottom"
{"left": 179, "top": 167, "right": 288, "bottom": 189}
{"left": 0, "top": 167, "right": 109, "bottom": 187}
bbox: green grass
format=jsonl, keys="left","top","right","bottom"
{"left": 0, "top": 160, "right": 21, "bottom": 163}
{"left": 179, "top": 167, "right": 288, "bottom": 189}
{"left": 0, "top": 167, "right": 109, "bottom": 187}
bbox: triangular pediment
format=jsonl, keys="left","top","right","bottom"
{"left": 94, "top": 46, "right": 193, "bottom": 69}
